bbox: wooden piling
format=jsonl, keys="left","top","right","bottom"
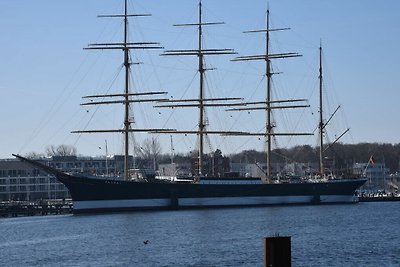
{"left": 264, "top": 236, "right": 291, "bottom": 267}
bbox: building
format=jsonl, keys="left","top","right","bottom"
{"left": 0, "top": 155, "right": 129, "bottom": 201}
{"left": 0, "top": 158, "right": 68, "bottom": 201}
{"left": 230, "top": 162, "right": 290, "bottom": 179}
{"left": 353, "top": 162, "right": 390, "bottom": 191}
{"left": 158, "top": 162, "right": 192, "bottom": 177}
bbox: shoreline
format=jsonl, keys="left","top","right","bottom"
{"left": 359, "top": 196, "right": 400, "bottom": 202}
{"left": 0, "top": 199, "right": 73, "bottom": 218}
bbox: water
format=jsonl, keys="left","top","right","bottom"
{"left": 1, "top": 202, "right": 399, "bottom": 267}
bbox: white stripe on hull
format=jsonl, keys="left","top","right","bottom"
{"left": 179, "top": 196, "right": 313, "bottom": 206}
{"left": 74, "top": 198, "right": 171, "bottom": 210}
{"left": 320, "top": 195, "right": 358, "bottom": 203}
{"left": 73, "top": 194, "right": 358, "bottom": 211}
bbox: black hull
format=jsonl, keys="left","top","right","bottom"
{"left": 14, "top": 155, "right": 367, "bottom": 213}
{"left": 59, "top": 173, "right": 366, "bottom": 213}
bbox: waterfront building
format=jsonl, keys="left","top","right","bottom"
{"left": 0, "top": 155, "right": 129, "bottom": 201}
{"left": 158, "top": 162, "right": 192, "bottom": 177}
{"left": 283, "top": 162, "right": 320, "bottom": 177}
{"left": 353, "top": 162, "right": 390, "bottom": 191}
{"left": 230, "top": 162, "right": 288, "bottom": 179}
{"left": 388, "top": 173, "right": 400, "bottom": 193}
{"left": 0, "top": 158, "right": 68, "bottom": 201}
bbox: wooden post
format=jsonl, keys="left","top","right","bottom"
{"left": 264, "top": 236, "right": 291, "bottom": 267}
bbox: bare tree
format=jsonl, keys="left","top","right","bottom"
{"left": 46, "top": 145, "right": 77, "bottom": 157}
{"left": 25, "top": 152, "right": 44, "bottom": 159}
{"left": 135, "top": 137, "right": 161, "bottom": 169}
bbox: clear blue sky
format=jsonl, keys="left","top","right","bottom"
{"left": 1, "top": 0, "right": 399, "bottom": 159}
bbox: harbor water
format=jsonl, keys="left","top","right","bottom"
{"left": 1, "top": 202, "right": 399, "bottom": 266}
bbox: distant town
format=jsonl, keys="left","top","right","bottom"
{"left": 1, "top": 142, "right": 399, "bottom": 202}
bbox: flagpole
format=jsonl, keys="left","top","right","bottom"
{"left": 105, "top": 140, "right": 109, "bottom": 176}
{"left": 363, "top": 155, "right": 374, "bottom": 176}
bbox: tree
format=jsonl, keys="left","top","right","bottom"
{"left": 134, "top": 137, "right": 161, "bottom": 169}
{"left": 25, "top": 152, "right": 44, "bottom": 159}
{"left": 46, "top": 145, "right": 77, "bottom": 157}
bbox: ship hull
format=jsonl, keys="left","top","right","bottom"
{"left": 55, "top": 172, "right": 366, "bottom": 214}
{"left": 72, "top": 195, "right": 359, "bottom": 214}
{"left": 12, "top": 155, "right": 367, "bottom": 213}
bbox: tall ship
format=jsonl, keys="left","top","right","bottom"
{"left": 15, "top": 1, "right": 366, "bottom": 213}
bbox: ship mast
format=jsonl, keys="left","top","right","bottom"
{"left": 317, "top": 44, "right": 350, "bottom": 177}
{"left": 231, "top": 9, "right": 309, "bottom": 182}
{"left": 123, "top": 0, "right": 130, "bottom": 181}
{"left": 72, "top": 0, "right": 170, "bottom": 181}
{"left": 198, "top": 0, "right": 205, "bottom": 176}
{"left": 157, "top": 0, "right": 237, "bottom": 176}
{"left": 319, "top": 45, "right": 324, "bottom": 176}
{"left": 265, "top": 10, "right": 273, "bottom": 179}
{"left": 155, "top": 5, "right": 312, "bottom": 180}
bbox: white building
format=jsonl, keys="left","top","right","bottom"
{"left": 0, "top": 155, "right": 128, "bottom": 201}
{"left": 353, "top": 162, "right": 390, "bottom": 191}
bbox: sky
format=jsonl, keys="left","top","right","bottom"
{"left": 1, "top": 0, "right": 400, "bottom": 159}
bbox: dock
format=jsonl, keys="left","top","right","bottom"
{"left": 0, "top": 199, "right": 73, "bottom": 218}
{"left": 358, "top": 192, "right": 400, "bottom": 202}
